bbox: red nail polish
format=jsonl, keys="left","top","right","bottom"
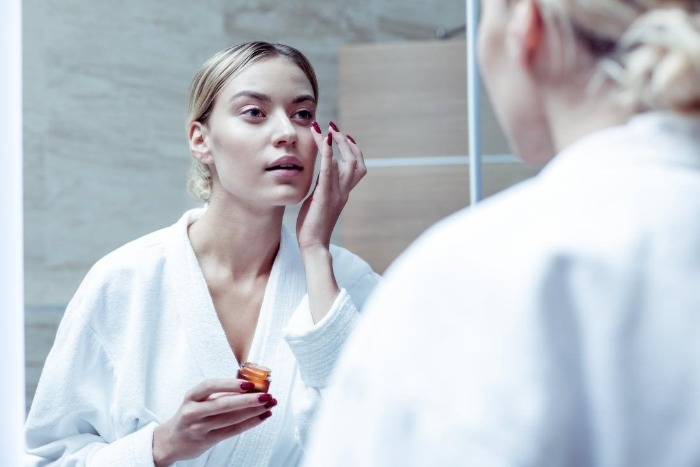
{"left": 326, "top": 133, "right": 332, "bottom": 146}
{"left": 258, "top": 393, "right": 273, "bottom": 403}
{"left": 312, "top": 121, "right": 321, "bottom": 134}
{"left": 264, "top": 398, "right": 277, "bottom": 409}
{"left": 346, "top": 134, "right": 356, "bottom": 144}
{"left": 329, "top": 121, "right": 339, "bottom": 132}
{"left": 240, "top": 381, "right": 255, "bottom": 391}
{"left": 259, "top": 410, "right": 273, "bottom": 420}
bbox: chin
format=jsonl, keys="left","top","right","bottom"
{"left": 277, "top": 190, "right": 308, "bottom": 206}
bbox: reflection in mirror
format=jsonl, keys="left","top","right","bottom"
{"left": 23, "top": 0, "right": 538, "bottom": 464}
{"left": 24, "top": 1, "right": 503, "bottom": 410}
{"left": 25, "top": 39, "right": 384, "bottom": 465}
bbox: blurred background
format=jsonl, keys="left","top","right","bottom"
{"left": 23, "top": 0, "right": 539, "bottom": 412}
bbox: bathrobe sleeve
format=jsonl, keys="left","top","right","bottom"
{"left": 283, "top": 246, "right": 381, "bottom": 447}
{"left": 25, "top": 271, "right": 158, "bottom": 466}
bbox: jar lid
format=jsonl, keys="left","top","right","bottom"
{"left": 240, "top": 361, "right": 271, "bottom": 377}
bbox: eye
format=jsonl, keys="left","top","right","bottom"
{"left": 241, "top": 107, "right": 265, "bottom": 119}
{"left": 293, "top": 109, "right": 314, "bottom": 121}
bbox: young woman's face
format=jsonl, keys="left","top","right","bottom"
{"left": 201, "top": 56, "right": 318, "bottom": 207}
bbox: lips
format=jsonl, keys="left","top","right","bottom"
{"left": 265, "top": 155, "right": 303, "bottom": 172}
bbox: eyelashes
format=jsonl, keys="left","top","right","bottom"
{"left": 295, "top": 109, "right": 314, "bottom": 120}
{"left": 241, "top": 107, "right": 264, "bottom": 118}
{"left": 239, "top": 106, "right": 315, "bottom": 122}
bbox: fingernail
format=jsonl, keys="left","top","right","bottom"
{"left": 259, "top": 410, "right": 273, "bottom": 420}
{"left": 240, "top": 382, "right": 255, "bottom": 391}
{"left": 326, "top": 133, "right": 332, "bottom": 146}
{"left": 264, "top": 398, "right": 278, "bottom": 409}
{"left": 312, "top": 121, "right": 321, "bottom": 134}
{"left": 258, "top": 393, "right": 273, "bottom": 403}
{"left": 329, "top": 121, "right": 339, "bottom": 132}
{"left": 346, "top": 134, "right": 356, "bottom": 144}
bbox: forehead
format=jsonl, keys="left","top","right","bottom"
{"left": 221, "top": 56, "right": 314, "bottom": 99}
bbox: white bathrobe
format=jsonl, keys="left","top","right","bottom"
{"left": 304, "top": 112, "right": 700, "bottom": 467}
{"left": 25, "top": 208, "right": 380, "bottom": 466}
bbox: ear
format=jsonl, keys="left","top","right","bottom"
{"left": 507, "top": 0, "right": 545, "bottom": 68}
{"left": 188, "top": 121, "right": 214, "bottom": 164}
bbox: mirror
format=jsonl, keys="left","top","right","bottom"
{"left": 23, "top": 0, "right": 536, "bottom": 415}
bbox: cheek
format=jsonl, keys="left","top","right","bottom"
{"left": 210, "top": 131, "right": 237, "bottom": 159}
{"left": 302, "top": 139, "right": 318, "bottom": 191}
{"left": 211, "top": 132, "right": 255, "bottom": 168}
{"left": 298, "top": 132, "right": 318, "bottom": 161}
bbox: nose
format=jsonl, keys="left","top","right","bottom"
{"left": 271, "top": 112, "right": 297, "bottom": 147}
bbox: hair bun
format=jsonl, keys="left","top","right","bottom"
{"left": 614, "top": 7, "right": 700, "bottom": 113}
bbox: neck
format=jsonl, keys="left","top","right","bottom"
{"left": 545, "top": 78, "right": 631, "bottom": 154}
{"left": 188, "top": 197, "right": 285, "bottom": 281}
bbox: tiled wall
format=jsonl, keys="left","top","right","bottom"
{"left": 23, "top": 0, "right": 469, "bottom": 410}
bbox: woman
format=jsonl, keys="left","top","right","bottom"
{"left": 304, "top": 1, "right": 700, "bottom": 466}
{"left": 25, "top": 42, "right": 380, "bottom": 466}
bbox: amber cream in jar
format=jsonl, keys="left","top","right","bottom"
{"left": 237, "top": 362, "right": 271, "bottom": 393}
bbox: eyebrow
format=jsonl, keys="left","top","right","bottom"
{"left": 229, "top": 91, "right": 316, "bottom": 105}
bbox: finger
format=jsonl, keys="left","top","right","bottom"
{"left": 345, "top": 135, "right": 366, "bottom": 172}
{"left": 326, "top": 124, "right": 356, "bottom": 192}
{"left": 329, "top": 124, "right": 363, "bottom": 192}
{"left": 208, "top": 410, "right": 273, "bottom": 444}
{"left": 328, "top": 121, "right": 353, "bottom": 164}
{"left": 187, "top": 379, "right": 255, "bottom": 402}
{"left": 310, "top": 121, "right": 326, "bottom": 156}
{"left": 344, "top": 135, "right": 367, "bottom": 189}
{"left": 202, "top": 397, "right": 277, "bottom": 432}
{"left": 310, "top": 121, "right": 331, "bottom": 189}
{"left": 315, "top": 131, "right": 334, "bottom": 196}
{"left": 199, "top": 392, "right": 275, "bottom": 418}
{"left": 330, "top": 157, "right": 340, "bottom": 198}
{"left": 306, "top": 172, "right": 320, "bottom": 199}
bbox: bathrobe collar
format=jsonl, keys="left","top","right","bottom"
{"left": 164, "top": 208, "right": 306, "bottom": 465}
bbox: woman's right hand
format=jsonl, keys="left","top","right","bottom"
{"left": 152, "top": 378, "right": 277, "bottom": 466}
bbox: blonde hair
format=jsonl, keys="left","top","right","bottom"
{"left": 535, "top": 0, "right": 700, "bottom": 114}
{"left": 185, "top": 42, "right": 319, "bottom": 202}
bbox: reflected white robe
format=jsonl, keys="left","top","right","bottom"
{"left": 305, "top": 112, "right": 700, "bottom": 467}
{"left": 25, "top": 208, "right": 379, "bottom": 466}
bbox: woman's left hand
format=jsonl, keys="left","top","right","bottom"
{"left": 296, "top": 121, "right": 366, "bottom": 252}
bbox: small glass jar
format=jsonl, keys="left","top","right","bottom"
{"left": 237, "top": 362, "right": 271, "bottom": 393}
